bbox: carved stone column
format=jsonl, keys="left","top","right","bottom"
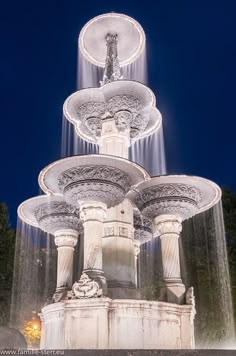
{"left": 80, "top": 202, "right": 107, "bottom": 292}
{"left": 53, "top": 229, "right": 79, "bottom": 302}
{"left": 103, "top": 199, "right": 140, "bottom": 299}
{"left": 154, "top": 214, "right": 185, "bottom": 304}
{"left": 99, "top": 116, "right": 130, "bottom": 158}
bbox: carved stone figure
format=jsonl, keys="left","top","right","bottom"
{"left": 71, "top": 273, "right": 103, "bottom": 299}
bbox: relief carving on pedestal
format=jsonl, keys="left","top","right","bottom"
{"left": 119, "top": 227, "right": 128, "bottom": 237}
{"left": 70, "top": 273, "right": 103, "bottom": 299}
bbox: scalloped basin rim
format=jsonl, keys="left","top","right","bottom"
{"left": 63, "top": 80, "right": 161, "bottom": 144}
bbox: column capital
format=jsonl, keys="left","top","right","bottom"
{"left": 54, "top": 229, "right": 78, "bottom": 248}
{"left": 80, "top": 202, "right": 107, "bottom": 222}
{"left": 154, "top": 214, "right": 182, "bottom": 236}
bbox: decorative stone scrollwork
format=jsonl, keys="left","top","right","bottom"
{"left": 34, "top": 202, "right": 80, "bottom": 220}
{"left": 114, "top": 110, "right": 132, "bottom": 131}
{"left": 77, "top": 95, "right": 146, "bottom": 137}
{"left": 80, "top": 204, "right": 107, "bottom": 223}
{"left": 64, "top": 79, "right": 161, "bottom": 145}
{"left": 54, "top": 232, "right": 78, "bottom": 248}
{"left": 108, "top": 95, "right": 142, "bottom": 114}
{"left": 77, "top": 102, "right": 105, "bottom": 121}
{"left": 65, "top": 183, "right": 126, "bottom": 208}
{"left": 57, "top": 165, "right": 132, "bottom": 207}
{"left": 155, "top": 216, "right": 182, "bottom": 236}
{"left": 144, "top": 201, "right": 198, "bottom": 221}
{"left": 70, "top": 273, "right": 103, "bottom": 299}
{"left": 34, "top": 202, "right": 82, "bottom": 235}
{"left": 85, "top": 117, "right": 102, "bottom": 136}
{"left": 58, "top": 165, "right": 131, "bottom": 191}
{"left": 141, "top": 184, "right": 202, "bottom": 204}
{"left": 132, "top": 183, "right": 202, "bottom": 220}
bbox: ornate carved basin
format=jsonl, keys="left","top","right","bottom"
{"left": 79, "top": 13, "right": 145, "bottom": 68}
{"left": 133, "top": 208, "right": 153, "bottom": 244}
{"left": 63, "top": 80, "right": 162, "bottom": 143}
{"left": 128, "top": 175, "right": 222, "bottom": 221}
{"left": 39, "top": 155, "right": 149, "bottom": 208}
{"left": 18, "top": 195, "right": 82, "bottom": 235}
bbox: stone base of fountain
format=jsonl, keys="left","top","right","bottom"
{"left": 40, "top": 298, "right": 195, "bottom": 349}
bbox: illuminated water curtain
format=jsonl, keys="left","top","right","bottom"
{"left": 18, "top": 13, "right": 222, "bottom": 349}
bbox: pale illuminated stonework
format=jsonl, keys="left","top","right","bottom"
{"left": 18, "top": 12, "right": 222, "bottom": 350}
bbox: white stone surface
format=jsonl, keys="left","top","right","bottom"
{"left": 154, "top": 215, "right": 185, "bottom": 304}
{"left": 79, "top": 13, "right": 146, "bottom": 67}
{"left": 63, "top": 80, "right": 161, "bottom": 145}
{"left": 103, "top": 199, "right": 138, "bottom": 298}
{"left": 99, "top": 118, "right": 130, "bottom": 158}
{"left": 54, "top": 229, "right": 78, "bottom": 289}
{"left": 80, "top": 202, "right": 107, "bottom": 271}
{"left": 40, "top": 298, "right": 195, "bottom": 349}
{"left": 155, "top": 215, "right": 182, "bottom": 281}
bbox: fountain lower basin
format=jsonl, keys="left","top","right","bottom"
{"left": 40, "top": 298, "right": 195, "bottom": 350}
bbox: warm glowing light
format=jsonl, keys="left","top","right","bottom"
{"left": 23, "top": 318, "right": 41, "bottom": 347}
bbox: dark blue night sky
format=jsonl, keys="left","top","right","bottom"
{"left": 1, "top": 0, "right": 236, "bottom": 226}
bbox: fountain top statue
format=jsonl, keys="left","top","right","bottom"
{"left": 79, "top": 13, "right": 146, "bottom": 67}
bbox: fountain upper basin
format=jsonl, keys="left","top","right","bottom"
{"left": 79, "top": 13, "right": 146, "bottom": 67}
{"left": 63, "top": 80, "right": 162, "bottom": 144}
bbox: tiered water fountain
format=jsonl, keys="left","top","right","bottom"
{"left": 18, "top": 13, "right": 221, "bottom": 349}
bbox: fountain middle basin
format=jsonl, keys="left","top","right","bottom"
{"left": 39, "top": 154, "right": 149, "bottom": 207}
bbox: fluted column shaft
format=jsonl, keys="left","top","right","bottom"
{"left": 155, "top": 216, "right": 182, "bottom": 282}
{"left": 80, "top": 202, "right": 107, "bottom": 273}
{"left": 154, "top": 214, "right": 185, "bottom": 304}
{"left": 53, "top": 229, "right": 78, "bottom": 302}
